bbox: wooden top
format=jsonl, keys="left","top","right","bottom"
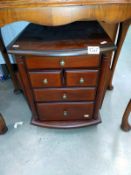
{"left": 0, "top": 0, "right": 131, "bottom": 27}
{"left": 0, "top": 0, "right": 130, "bottom": 8}
{"left": 8, "top": 21, "right": 114, "bottom": 56}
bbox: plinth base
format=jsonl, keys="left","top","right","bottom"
{"left": 31, "top": 113, "right": 101, "bottom": 129}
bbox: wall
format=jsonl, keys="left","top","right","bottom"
{"left": 0, "top": 21, "right": 29, "bottom": 64}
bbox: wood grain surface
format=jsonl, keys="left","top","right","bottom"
{"left": 66, "top": 69, "right": 99, "bottom": 87}
{"left": 37, "top": 102, "right": 94, "bottom": 121}
{"left": 0, "top": 3, "right": 131, "bottom": 27}
{"left": 33, "top": 87, "right": 96, "bottom": 102}
{"left": 29, "top": 70, "right": 62, "bottom": 88}
{"left": 0, "top": 0, "right": 130, "bottom": 8}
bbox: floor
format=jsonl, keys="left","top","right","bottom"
{"left": 0, "top": 28, "right": 131, "bottom": 175}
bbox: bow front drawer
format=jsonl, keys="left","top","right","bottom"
{"left": 25, "top": 55, "right": 100, "bottom": 69}
{"left": 65, "top": 70, "right": 99, "bottom": 87}
{"left": 37, "top": 102, "right": 94, "bottom": 121}
{"left": 33, "top": 87, "right": 96, "bottom": 102}
{"left": 29, "top": 70, "right": 62, "bottom": 88}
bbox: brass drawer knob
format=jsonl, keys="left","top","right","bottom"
{"left": 42, "top": 78, "right": 48, "bottom": 84}
{"left": 63, "top": 110, "right": 68, "bottom": 116}
{"left": 62, "top": 93, "right": 67, "bottom": 100}
{"left": 60, "top": 60, "right": 65, "bottom": 67}
{"left": 84, "top": 114, "right": 90, "bottom": 118}
{"left": 79, "top": 77, "right": 85, "bottom": 84}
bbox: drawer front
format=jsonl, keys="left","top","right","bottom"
{"left": 29, "top": 71, "right": 62, "bottom": 88}
{"left": 34, "top": 87, "right": 96, "bottom": 102}
{"left": 66, "top": 70, "right": 99, "bottom": 87}
{"left": 25, "top": 55, "right": 100, "bottom": 69}
{"left": 37, "top": 102, "right": 94, "bottom": 121}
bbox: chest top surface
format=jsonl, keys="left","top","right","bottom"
{"left": 8, "top": 21, "right": 113, "bottom": 55}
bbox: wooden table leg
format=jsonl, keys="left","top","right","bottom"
{"left": 0, "top": 113, "right": 8, "bottom": 134}
{"left": 121, "top": 100, "right": 131, "bottom": 132}
{"left": 0, "top": 28, "right": 20, "bottom": 94}
{"left": 108, "top": 20, "right": 131, "bottom": 90}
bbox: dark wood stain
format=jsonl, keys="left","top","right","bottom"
{"left": 7, "top": 21, "right": 115, "bottom": 128}
{"left": 37, "top": 102, "right": 94, "bottom": 121}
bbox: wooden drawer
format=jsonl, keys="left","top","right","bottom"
{"left": 29, "top": 70, "right": 62, "bottom": 88}
{"left": 65, "top": 70, "right": 99, "bottom": 87}
{"left": 25, "top": 55, "right": 100, "bottom": 69}
{"left": 37, "top": 102, "right": 94, "bottom": 121}
{"left": 33, "top": 87, "right": 96, "bottom": 102}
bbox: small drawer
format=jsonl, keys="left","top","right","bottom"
{"left": 34, "top": 87, "right": 96, "bottom": 102}
{"left": 25, "top": 55, "right": 100, "bottom": 69}
{"left": 65, "top": 70, "right": 99, "bottom": 87}
{"left": 29, "top": 70, "right": 62, "bottom": 88}
{"left": 37, "top": 102, "right": 94, "bottom": 121}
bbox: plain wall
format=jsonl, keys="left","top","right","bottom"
{"left": 0, "top": 21, "right": 29, "bottom": 64}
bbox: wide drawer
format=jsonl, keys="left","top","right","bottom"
{"left": 65, "top": 70, "right": 99, "bottom": 87}
{"left": 33, "top": 87, "right": 96, "bottom": 102}
{"left": 37, "top": 102, "right": 94, "bottom": 121}
{"left": 25, "top": 55, "right": 100, "bottom": 69}
{"left": 29, "top": 70, "right": 62, "bottom": 88}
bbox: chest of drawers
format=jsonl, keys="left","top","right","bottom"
{"left": 8, "top": 21, "right": 115, "bottom": 128}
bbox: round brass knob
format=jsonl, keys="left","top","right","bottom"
{"left": 84, "top": 114, "right": 90, "bottom": 118}
{"left": 63, "top": 111, "right": 68, "bottom": 116}
{"left": 62, "top": 93, "right": 67, "bottom": 100}
{"left": 42, "top": 78, "right": 48, "bottom": 84}
{"left": 79, "top": 77, "right": 85, "bottom": 84}
{"left": 60, "top": 60, "right": 65, "bottom": 67}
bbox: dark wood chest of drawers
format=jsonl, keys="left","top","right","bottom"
{"left": 8, "top": 21, "right": 115, "bottom": 128}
